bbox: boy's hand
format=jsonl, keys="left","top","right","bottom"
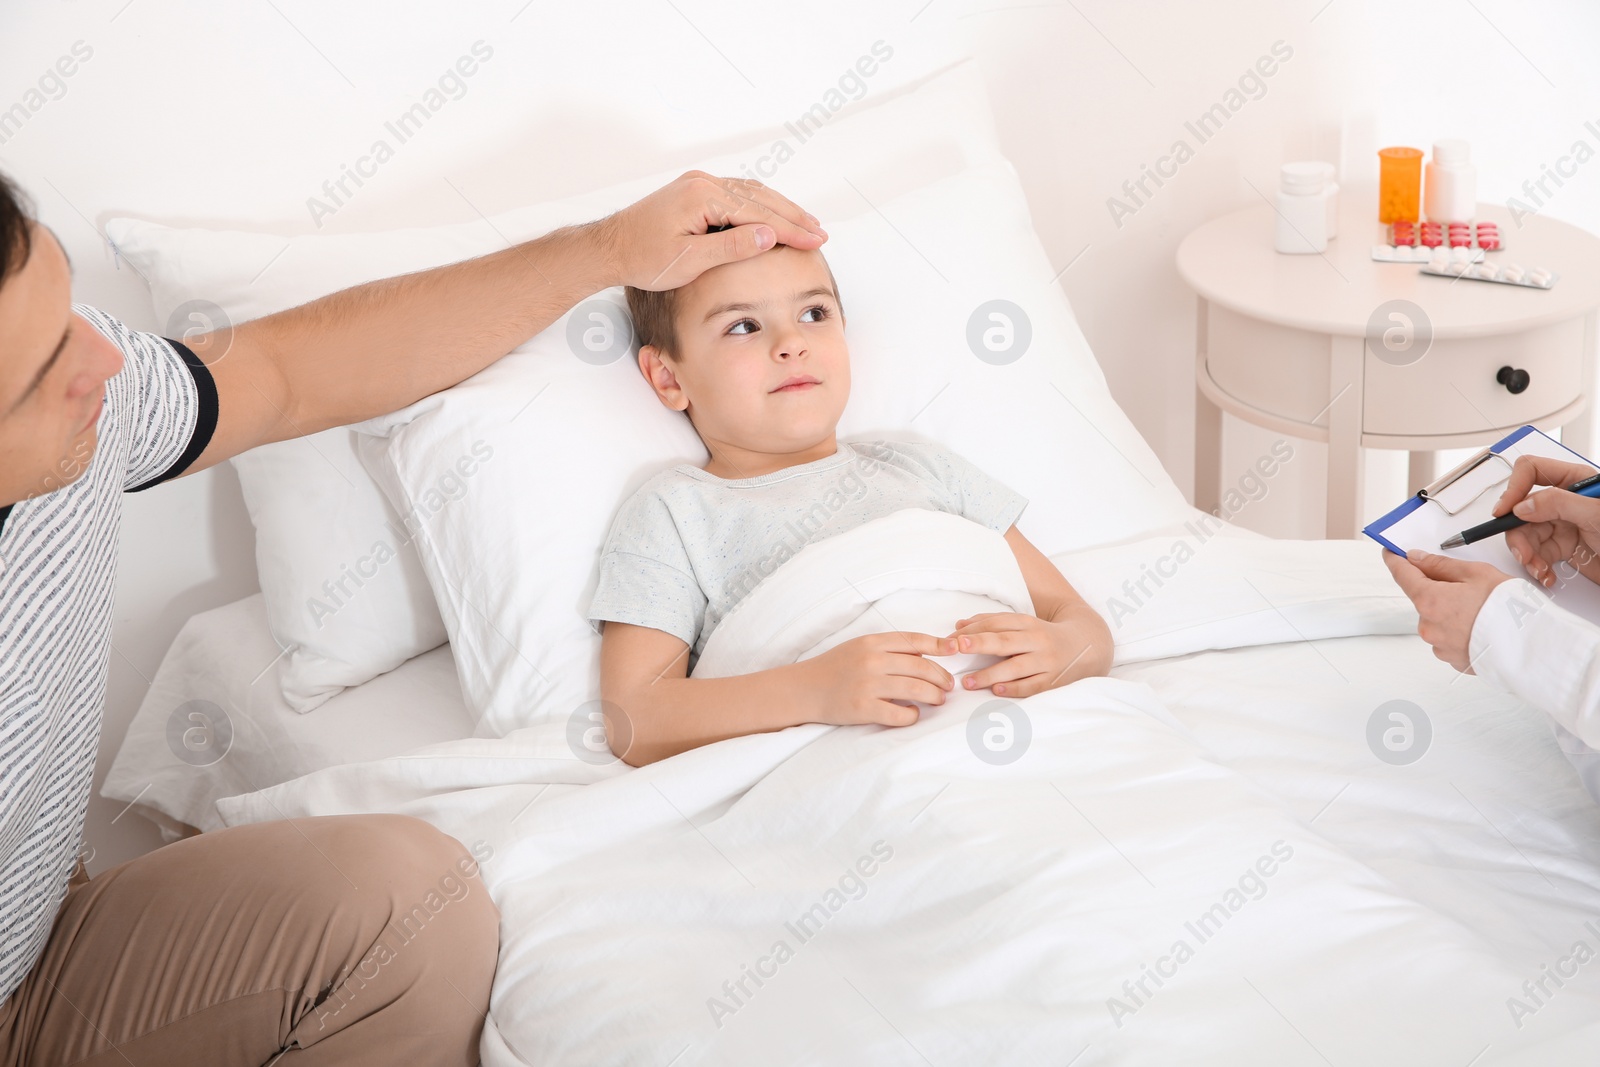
{"left": 947, "top": 611, "right": 1108, "bottom": 698}
{"left": 798, "top": 632, "right": 957, "bottom": 728}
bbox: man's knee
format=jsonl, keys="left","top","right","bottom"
{"left": 261, "top": 814, "right": 499, "bottom": 1004}
{"left": 372, "top": 816, "right": 497, "bottom": 942}
{"left": 300, "top": 816, "right": 499, "bottom": 1037}
{"left": 312, "top": 814, "right": 498, "bottom": 932}
{"left": 299, "top": 813, "right": 482, "bottom": 882}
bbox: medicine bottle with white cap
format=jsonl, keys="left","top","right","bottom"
{"left": 1425, "top": 140, "right": 1476, "bottom": 223}
{"left": 1274, "top": 162, "right": 1328, "bottom": 254}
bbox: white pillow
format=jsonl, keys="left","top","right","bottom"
{"left": 229, "top": 429, "right": 446, "bottom": 709}
{"left": 361, "top": 160, "right": 1191, "bottom": 737}
{"left": 105, "top": 59, "right": 1003, "bottom": 711}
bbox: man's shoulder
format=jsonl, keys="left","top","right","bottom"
{"left": 74, "top": 304, "right": 164, "bottom": 357}
{"left": 73, "top": 304, "right": 182, "bottom": 404}
{"left": 68, "top": 304, "right": 215, "bottom": 494}
{"left": 74, "top": 304, "right": 125, "bottom": 339}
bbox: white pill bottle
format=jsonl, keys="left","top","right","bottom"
{"left": 1425, "top": 140, "right": 1476, "bottom": 223}
{"left": 1274, "top": 162, "right": 1329, "bottom": 254}
{"left": 1315, "top": 161, "right": 1340, "bottom": 240}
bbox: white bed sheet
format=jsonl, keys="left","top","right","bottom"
{"left": 1120, "top": 635, "right": 1600, "bottom": 1053}
{"left": 1121, "top": 634, "right": 1600, "bottom": 965}
{"left": 102, "top": 594, "right": 474, "bottom": 836}
{"left": 102, "top": 532, "right": 1600, "bottom": 1062}
{"left": 201, "top": 527, "right": 1600, "bottom": 1064}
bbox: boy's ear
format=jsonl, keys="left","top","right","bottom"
{"left": 638, "top": 344, "right": 688, "bottom": 412}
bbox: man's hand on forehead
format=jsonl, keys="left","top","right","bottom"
{"left": 603, "top": 172, "right": 826, "bottom": 293}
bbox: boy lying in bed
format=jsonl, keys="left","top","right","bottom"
{"left": 587, "top": 238, "right": 1113, "bottom": 765}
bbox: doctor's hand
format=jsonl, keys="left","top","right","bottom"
{"left": 1383, "top": 549, "right": 1514, "bottom": 673}
{"left": 1494, "top": 455, "right": 1600, "bottom": 589}
{"left": 599, "top": 172, "right": 827, "bottom": 292}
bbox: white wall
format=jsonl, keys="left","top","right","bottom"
{"left": 1, "top": 0, "right": 1597, "bottom": 868}
{"left": 1347, "top": 0, "right": 1600, "bottom": 513}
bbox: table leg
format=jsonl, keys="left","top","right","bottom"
{"left": 1194, "top": 298, "right": 1221, "bottom": 515}
{"left": 1326, "top": 335, "right": 1365, "bottom": 538}
{"left": 1565, "top": 310, "right": 1597, "bottom": 457}
{"left": 1408, "top": 451, "right": 1435, "bottom": 494}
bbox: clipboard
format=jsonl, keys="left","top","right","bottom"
{"left": 1364, "top": 425, "right": 1600, "bottom": 623}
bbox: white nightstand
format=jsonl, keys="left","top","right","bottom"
{"left": 1177, "top": 190, "right": 1600, "bottom": 538}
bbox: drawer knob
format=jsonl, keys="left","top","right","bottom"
{"left": 1497, "top": 366, "right": 1531, "bottom": 394}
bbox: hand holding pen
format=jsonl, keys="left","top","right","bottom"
{"left": 1441, "top": 455, "right": 1600, "bottom": 589}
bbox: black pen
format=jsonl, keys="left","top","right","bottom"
{"left": 1440, "top": 471, "right": 1600, "bottom": 549}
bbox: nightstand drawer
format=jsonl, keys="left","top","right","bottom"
{"left": 1362, "top": 317, "right": 1586, "bottom": 437}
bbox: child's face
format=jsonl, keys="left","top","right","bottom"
{"left": 640, "top": 245, "right": 848, "bottom": 462}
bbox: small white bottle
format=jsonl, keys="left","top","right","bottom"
{"left": 1425, "top": 140, "right": 1477, "bottom": 222}
{"left": 1314, "top": 161, "right": 1340, "bottom": 240}
{"left": 1275, "top": 162, "right": 1329, "bottom": 254}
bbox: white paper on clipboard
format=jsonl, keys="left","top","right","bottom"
{"left": 1364, "top": 426, "right": 1600, "bottom": 625}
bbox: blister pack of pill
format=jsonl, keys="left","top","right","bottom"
{"left": 1419, "top": 257, "right": 1556, "bottom": 289}
{"left": 1380, "top": 243, "right": 1486, "bottom": 267}
{"left": 1371, "top": 219, "right": 1501, "bottom": 261}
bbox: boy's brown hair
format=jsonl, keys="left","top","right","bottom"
{"left": 624, "top": 247, "right": 843, "bottom": 362}
{"left": 624, "top": 285, "right": 684, "bottom": 361}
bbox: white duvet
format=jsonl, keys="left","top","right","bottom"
{"left": 217, "top": 511, "right": 1600, "bottom": 1065}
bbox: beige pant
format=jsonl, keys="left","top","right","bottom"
{"left": 0, "top": 814, "right": 500, "bottom": 1066}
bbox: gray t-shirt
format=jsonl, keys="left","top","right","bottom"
{"left": 587, "top": 439, "right": 1027, "bottom": 671}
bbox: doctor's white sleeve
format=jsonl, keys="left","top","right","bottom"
{"left": 1469, "top": 577, "right": 1600, "bottom": 795}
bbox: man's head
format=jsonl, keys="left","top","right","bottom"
{"left": 0, "top": 172, "right": 126, "bottom": 508}
{"left": 626, "top": 244, "right": 848, "bottom": 466}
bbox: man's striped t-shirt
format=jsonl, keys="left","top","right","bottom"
{"left": 0, "top": 305, "right": 217, "bottom": 1004}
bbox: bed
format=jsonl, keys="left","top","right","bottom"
{"left": 102, "top": 594, "right": 472, "bottom": 838}
{"left": 100, "top": 61, "right": 1600, "bottom": 1065}
{"left": 105, "top": 525, "right": 1600, "bottom": 1064}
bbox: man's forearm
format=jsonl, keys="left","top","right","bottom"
{"left": 181, "top": 173, "right": 827, "bottom": 475}
{"left": 219, "top": 220, "right": 617, "bottom": 440}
